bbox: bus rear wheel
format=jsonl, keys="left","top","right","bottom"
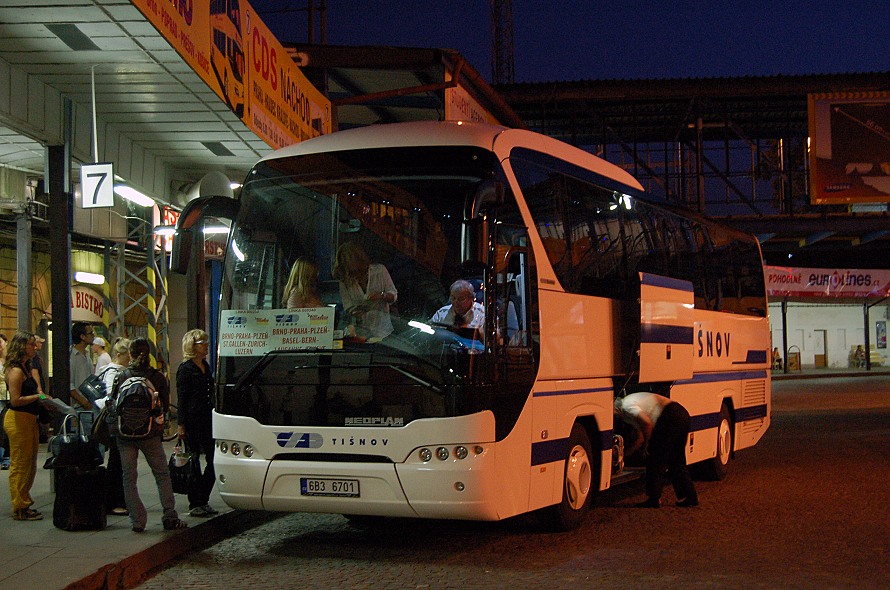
{"left": 700, "top": 403, "right": 733, "bottom": 481}
{"left": 546, "top": 423, "right": 595, "bottom": 531}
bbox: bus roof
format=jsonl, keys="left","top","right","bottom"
{"left": 259, "top": 121, "right": 644, "bottom": 193}
{"left": 260, "top": 121, "right": 509, "bottom": 161}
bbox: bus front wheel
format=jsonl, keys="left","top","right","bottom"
{"left": 546, "top": 423, "right": 595, "bottom": 531}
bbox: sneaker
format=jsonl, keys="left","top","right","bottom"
{"left": 13, "top": 508, "right": 43, "bottom": 521}
{"left": 189, "top": 506, "right": 212, "bottom": 517}
{"left": 634, "top": 498, "right": 661, "bottom": 508}
{"left": 1, "top": 463, "right": 9, "bottom": 470}
{"left": 676, "top": 497, "right": 699, "bottom": 508}
{"left": 109, "top": 507, "right": 129, "bottom": 516}
{"left": 201, "top": 504, "right": 219, "bottom": 515}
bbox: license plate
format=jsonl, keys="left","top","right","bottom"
{"left": 300, "top": 477, "right": 360, "bottom": 497}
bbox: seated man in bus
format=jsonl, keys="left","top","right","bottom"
{"left": 430, "top": 280, "right": 485, "bottom": 335}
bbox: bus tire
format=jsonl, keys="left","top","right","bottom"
{"left": 546, "top": 423, "right": 595, "bottom": 531}
{"left": 700, "top": 403, "right": 733, "bottom": 481}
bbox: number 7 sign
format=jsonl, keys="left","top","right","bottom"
{"left": 81, "top": 162, "right": 114, "bottom": 208}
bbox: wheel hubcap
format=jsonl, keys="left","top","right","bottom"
{"left": 718, "top": 419, "right": 731, "bottom": 464}
{"left": 565, "top": 445, "right": 592, "bottom": 509}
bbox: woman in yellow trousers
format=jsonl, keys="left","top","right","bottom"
{"left": 4, "top": 331, "right": 54, "bottom": 521}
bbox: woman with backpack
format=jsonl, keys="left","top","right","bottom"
{"left": 175, "top": 329, "right": 219, "bottom": 518}
{"left": 97, "top": 337, "right": 130, "bottom": 516}
{"left": 109, "top": 338, "right": 187, "bottom": 532}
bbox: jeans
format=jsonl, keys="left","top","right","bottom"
{"left": 117, "top": 434, "right": 178, "bottom": 529}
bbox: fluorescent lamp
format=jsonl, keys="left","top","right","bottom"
{"left": 114, "top": 185, "right": 155, "bottom": 207}
{"left": 154, "top": 225, "right": 176, "bottom": 236}
{"left": 230, "top": 182, "right": 242, "bottom": 189}
{"left": 74, "top": 271, "right": 105, "bottom": 285}
{"left": 203, "top": 225, "right": 230, "bottom": 235}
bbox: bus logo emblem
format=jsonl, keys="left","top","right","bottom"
{"left": 276, "top": 432, "right": 324, "bottom": 448}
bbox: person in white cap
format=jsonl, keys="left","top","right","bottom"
{"left": 92, "top": 336, "right": 112, "bottom": 374}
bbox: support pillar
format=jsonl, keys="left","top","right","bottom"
{"left": 48, "top": 143, "right": 72, "bottom": 405}
{"left": 16, "top": 212, "right": 32, "bottom": 332}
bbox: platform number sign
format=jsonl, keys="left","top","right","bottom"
{"left": 81, "top": 162, "right": 114, "bottom": 208}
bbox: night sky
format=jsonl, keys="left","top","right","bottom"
{"left": 257, "top": 1, "right": 890, "bottom": 83}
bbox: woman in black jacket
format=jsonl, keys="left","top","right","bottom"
{"left": 176, "top": 329, "right": 218, "bottom": 517}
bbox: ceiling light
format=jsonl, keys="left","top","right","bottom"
{"left": 74, "top": 271, "right": 105, "bottom": 285}
{"left": 154, "top": 225, "right": 176, "bottom": 236}
{"left": 46, "top": 24, "right": 101, "bottom": 51}
{"left": 114, "top": 185, "right": 155, "bottom": 207}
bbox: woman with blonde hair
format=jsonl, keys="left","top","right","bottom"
{"left": 332, "top": 242, "right": 397, "bottom": 340}
{"left": 282, "top": 257, "right": 322, "bottom": 308}
{"left": 175, "top": 329, "right": 218, "bottom": 517}
{"left": 97, "top": 337, "right": 131, "bottom": 516}
{"left": 4, "top": 331, "right": 55, "bottom": 520}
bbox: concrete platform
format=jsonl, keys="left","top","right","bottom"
{"left": 0, "top": 440, "right": 276, "bottom": 590}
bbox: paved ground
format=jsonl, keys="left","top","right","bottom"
{"left": 1, "top": 367, "right": 887, "bottom": 590}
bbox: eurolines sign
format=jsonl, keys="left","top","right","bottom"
{"left": 766, "top": 266, "right": 890, "bottom": 298}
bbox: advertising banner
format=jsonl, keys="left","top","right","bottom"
{"left": 130, "top": 0, "right": 330, "bottom": 150}
{"left": 765, "top": 265, "right": 890, "bottom": 298}
{"left": 809, "top": 92, "right": 890, "bottom": 205}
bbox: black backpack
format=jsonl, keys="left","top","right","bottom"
{"left": 107, "top": 370, "right": 163, "bottom": 440}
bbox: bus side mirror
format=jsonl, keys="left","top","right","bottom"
{"left": 170, "top": 195, "right": 238, "bottom": 274}
{"left": 467, "top": 179, "right": 505, "bottom": 220}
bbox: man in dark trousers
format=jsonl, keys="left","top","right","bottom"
{"left": 615, "top": 392, "right": 698, "bottom": 508}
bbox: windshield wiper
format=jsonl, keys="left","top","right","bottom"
{"left": 231, "top": 349, "right": 288, "bottom": 393}
{"left": 386, "top": 364, "right": 443, "bottom": 393}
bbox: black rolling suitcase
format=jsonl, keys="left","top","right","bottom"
{"left": 53, "top": 464, "right": 108, "bottom": 530}
{"left": 49, "top": 412, "right": 107, "bottom": 531}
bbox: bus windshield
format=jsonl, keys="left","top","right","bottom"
{"left": 217, "top": 145, "right": 532, "bottom": 429}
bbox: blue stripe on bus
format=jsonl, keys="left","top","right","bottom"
{"left": 531, "top": 430, "right": 616, "bottom": 466}
{"left": 690, "top": 404, "right": 768, "bottom": 432}
{"left": 640, "top": 274, "right": 694, "bottom": 292}
{"left": 641, "top": 323, "right": 694, "bottom": 344}
{"left": 531, "top": 404, "right": 767, "bottom": 466}
{"left": 736, "top": 349, "right": 768, "bottom": 364}
{"left": 734, "top": 404, "right": 768, "bottom": 422}
{"left": 674, "top": 369, "right": 768, "bottom": 385}
{"left": 531, "top": 438, "right": 569, "bottom": 466}
{"left": 533, "top": 386, "right": 613, "bottom": 398}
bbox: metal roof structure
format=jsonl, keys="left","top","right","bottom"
{"left": 497, "top": 73, "right": 890, "bottom": 269}
{"left": 1, "top": 1, "right": 888, "bottom": 270}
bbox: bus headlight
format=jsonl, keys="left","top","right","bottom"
{"left": 219, "top": 441, "right": 229, "bottom": 454}
{"left": 454, "top": 446, "right": 468, "bottom": 459}
{"left": 243, "top": 444, "right": 254, "bottom": 458}
{"left": 419, "top": 448, "right": 432, "bottom": 462}
{"left": 436, "top": 446, "right": 449, "bottom": 460}
{"left": 231, "top": 442, "right": 241, "bottom": 456}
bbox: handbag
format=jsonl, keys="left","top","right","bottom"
{"left": 169, "top": 438, "right": 197, "bottom": 495}
{"left": 78, "top": 374, "right": 107, "bottom": 409}
{"left": 44, "top": 412, "right": 103, "bottom": 469}
{"left": 90, "top": 404, "right": 111, "bottom": 447}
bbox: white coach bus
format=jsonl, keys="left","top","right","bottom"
{"left": 175, "top": 121, "right": 770, "bottom": 530}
